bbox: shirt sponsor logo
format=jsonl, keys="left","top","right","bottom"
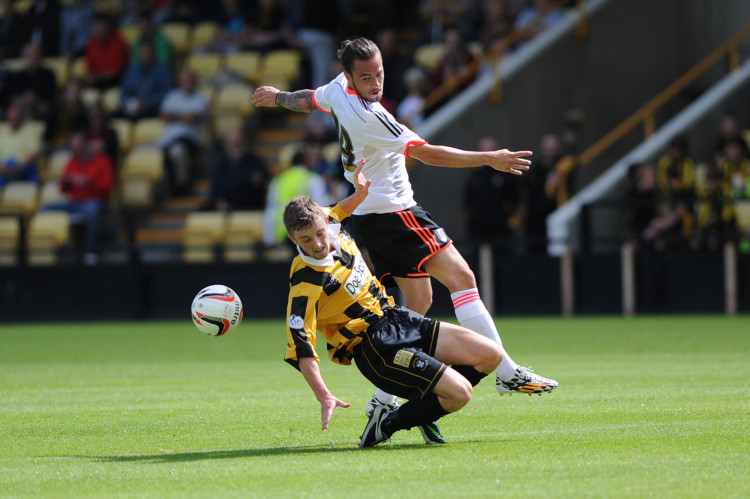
{"left": 393, "top": 349, "right": 414, "bottom": 368}
{"left": 288, "top": 314, "right": 304, "bottom": 329}
{"left": 344, "top": 254, "right": 369, "bottom": 298}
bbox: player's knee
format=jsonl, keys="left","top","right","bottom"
{"left": 405, "top": 292, "right": 432, "bottom": 315}
{"left": 482, "top": 343, "right": 502, "bottom": 373}
{"left": 444, "top": 379, "right": 473, "bottom": 412}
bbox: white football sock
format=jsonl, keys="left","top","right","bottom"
{"left": 451, "top": 288, "right": 519, "bottom": 380}
{"left": 373, "top": 388, "right": 398, "bottom": 406}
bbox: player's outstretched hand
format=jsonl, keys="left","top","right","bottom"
{"left": 252, "top": 86, "right": 280, "bottom": 107}
{"left": 489, "top": 149, "right": 533, "bottom": 175}
{"left": 353, "top": 158, "right": 371, "bottom": 197}
{"left": 320, "top": 394, "right": 351, "bottom": 431}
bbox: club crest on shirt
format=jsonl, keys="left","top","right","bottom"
{"left": 434, "top": 228, "right": 448, "bottom": 244}
{"left": 393, "top": 349, "right": 414, "bottom": 368}
{"left": 288, "top": 314, "right": 304, "bottom": 329}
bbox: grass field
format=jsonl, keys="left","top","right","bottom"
{"left": 1, "top": 315, "right": 749, "bottom": 498}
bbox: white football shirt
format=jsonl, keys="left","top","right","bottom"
{"left": 313, "top": 72, "right": 427, "bottom": 214}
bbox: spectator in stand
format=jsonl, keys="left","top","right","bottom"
{"left": 521, "top": 132, "right": 563, "bottom": 253}
{"left": 431, "top": 28, "right": 476, "bottom": 94}
{"left": 59, "top": 0, "right": 95, "bottom": 60}
{"left": 0, "top": 100, "right": 42, "bottom": 187}
{"left": 40, "top": 129, "right": 114, "bottom": 265}
{"left": 210, "top": 128, "right": 270, "bottom": 212}
{"left": 85, "top": 14, "right": 129, "bottom": 90}
{"left": 419, "top": 0, "right": 479, "bottom": 44}
{"left": 45, "top": 77, "right": 89, "bottom": 152}
{"left": 717, "top": 138, "right": 750, "bottom": 201}
{"left": 159, "top": 68, "right": 209, "bottom": 195}
{"left": 87, "top": 102, "right": 119, "bottom": 168}
{"left": 0, "top": 67, "right": 11, "bottom": 117}
{"left": 622, "top": 162, "right": 658, "bottom": 246}
{"left": 396, "top": 66, "right": 428, "bottom": 128}
{"left": 480, "top": 0, "right": 514, "bottom": 52}
{"left": 714, "top": 111, "right": 749, "bottom": 161}
{"left": 656, "top": 136, "right": 694, "bottom": 198}
{"left": 642, "top": 164, "right": 695, "bottom": 252}
{"left": 118, "top": 39, "right": 173, "bottom": 121}
{"left": 0, "top": 0, "right": 31, "bottom": 60}
{"left": 691, "top": 168, "right": 734, "bottom": 252}
{"left": 289, "top": 0, "right": 340, "bottom": 88}
{"left": 165, "top": 0, "right": 218, "bottom": 25}
{"left": 513, "top": 0, "right": 565, "bottom": 45}
{"left": 465, "top": 136, "right": 522, "bottom": 245}
{"left": 263, "top": 151, "right": 331, "bottom": 247}
{"left": 7, "top": 42, "right": 57, "bottom": 122}
{"left": 242, "top": 0, "right": 296, "bottom": 53}
{"left": 129, "top": 9, "right": 175, "bottom": 73}
{"left": 26, "top": 0, "right": 61, "bottom": 57}
{"left": 376, "top": 28, "right": 411, "bottom": 109}
{"left": 199, "top": 0, "right": 251, "bottom": 54}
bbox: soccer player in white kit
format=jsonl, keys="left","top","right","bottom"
{"left": 253, "top": 37, "right": 557, "bottom": 443}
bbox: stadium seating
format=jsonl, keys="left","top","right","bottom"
{"left": 735, "top": 201, "right": 750, "bottom": 232}
{"left": 70, "top": 57, "right": 86, "bottom": 80}
{"left": 102, "top": 86, "right": 121, "bottom": 113}
{"left": 43, "top": 57, "right": 69, "bottom": 88}
{"left": 185, "top": 53, "right": 224, "bottom": 79}
{"left": 80, "top": 87, "right": 101, "bottom": 108}
{"left": 225, "top": 51, "right": 263, "bottom": 84}
{"left": 259, "top": 49, "right": 302, "bottom": 86}
{"left": 26, "top": 210, "right": 71, "bottom": 265}
{"left": 132, "top": 117, "right": 165, "bottom": 148}
{"left": 121, "top": 147, "right": 164, "bottom": 184}
{"left": 44, "top": 149, "right": 72, "bottom": 181}
{"left": 0, "top": 181, "right": 39, "bottom": 217}
{"left": 215, "top": 84, "right": 254, "bottom": 117}
{"left": 275, "top": 141, "right": 306, "bottom": 173}
{"left": 120, "top": 175, "right": 154, "bottom": 210}
{"left": 38, "top": 180, "right": 67, "bottom": 207}
{"left": 190, "top": 22, "right": 219, "bottom": 51}
{"left": 182, "top": 212, "right": 227, "bottom": 262}
{"left": 223, "top": 210, "right": 264, "bottom": 262}
{"left": 111, "top": 118, "right": 133, "bottom": 153}
{"left": 0, "top": 216, "right": 20, "bottom": 266}
{"left": 161, "top": 23, "right": 191, "bottom": 55}
{"left": 120, "top": 25, "right": 140, "bottom": 46}
{"left": 413, "top": 43, "right": 446, "bottom": 71}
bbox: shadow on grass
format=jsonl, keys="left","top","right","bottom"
{"left": 87, "top": 441, "right": 453, "bottom": 463}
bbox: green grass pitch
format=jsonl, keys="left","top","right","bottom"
{"left": 1, "top": 316, "right": 749, "bottom": 498}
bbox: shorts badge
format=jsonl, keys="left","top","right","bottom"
{"left": 434, "top": 228, "right": 448, "bottom": 244}
{"left": 414, "top": 358, "right": 428, "bottom": 370}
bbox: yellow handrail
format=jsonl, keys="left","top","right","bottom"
{"left": 576, "top": 22, "right": 750, "bottom": 168}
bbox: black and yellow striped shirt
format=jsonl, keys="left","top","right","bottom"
{"left": 284, "top": 204, "right": 396, "bottom": 369}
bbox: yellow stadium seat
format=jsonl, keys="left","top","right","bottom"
{"left": 121, "top": 147, "right": 164, "bottom": 183}
{"left": 27, "top": 210, "right": 71, "bottom": 265}
{"left": 735, "top": 200, "right": 750, "bottom": 232}
{"left": 120, "top": 25, "right": 139, "bottom": 46}
{"left": 80, "top": 87, "right": 101, "bottom": 107}
{"left": 161, "top": 22, "right": 191, "bottom": 54}
{"left": 1, "top": 58, "right": 24, "bottom": 71}
{"left": 260, "top": 49, "right": 302, "bottom": 84}
{"left": 132, "top": 117, "right": 165, "bottom": 147}
{"left": 70, "top": 57, "right": 86, "bottom": 79}
{"left": 190, "top": 22, "right": 219, "bottom": 50}
{"left": 212, "top": 112, "right": 243, "bottom": 139}
{"left": 322, "top": 142, "right": 341, "bottom": 165}
{"left": 43, "top": 57, "right": 69, "bottom": 88}
{"left": 216, "top": 84, "right": 253, "bottom": 116}
{"left": 414, "top": 43, "right": 446, "bottom": 71}
{"left": 111, "top": 118, "right": 133, "bottom": 152}
{"left": 185, "top": 53, "right": 224, "bottom": 79}
{"left": 275, "top": 141, "right": 305, "bottom": 173}
{"left": 182, "top": 212, "right": 227, "bottom": 262}
{"left": 39, "top": 180, "right": 67, "bottom": 207}
{"left": 225, "top": 51, "right": 262, "bottom": 83}
{"left": 102, "top": 86, "right": 121, "bottom": 113}
{"left": 198, "top": 85, "right": 217, "bottom": 110}
{"left": 223, "top": 210, "right": 264, "bottom": 262}
{"left": 120, "top": 176, "right": 154, "bottom": 209}
{"left": 0, "top": 216, "right": 20, "bottom": 266}
{"left": 256, "top": 72, "right": 291, "bottom": 92}
{"left": 44, "top": 149, "right": 72, "bottom": 181}
{"left": 0, "top": 181, "right": 38, "bottom": 216}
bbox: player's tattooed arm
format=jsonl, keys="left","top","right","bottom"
{"left": 276, "top": 90, "right": 315, "bottom": 113}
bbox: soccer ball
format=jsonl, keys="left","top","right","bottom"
{"left": 190, "top": 285, "right": 243, "bottom": 336}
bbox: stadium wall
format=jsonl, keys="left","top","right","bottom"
{"left": 1, "top": 251, "right": 748, "bottom": 322}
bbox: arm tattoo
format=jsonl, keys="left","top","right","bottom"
{"left": 276, "top": 90, "right": 315, "bottom": 113}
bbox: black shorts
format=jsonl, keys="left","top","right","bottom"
{"left": 353, "top": 307, "right": 447, "bottom": 400}
{"left": 349, "top": 204, "right": 453, "bottom": 284}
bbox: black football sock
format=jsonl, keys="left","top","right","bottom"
{"left": 381, "top": 395, "right": 449, "bottom": 436}
{"left": 451, "top": 364, "right": 488, "bottom": 386}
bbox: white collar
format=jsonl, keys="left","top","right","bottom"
{"left": 296, "top": 222, "right": 341, "bottom": 266}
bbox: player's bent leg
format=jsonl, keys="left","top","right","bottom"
{"left": 393, "top": 275, "right": 432, "bottom": 316}
{"left": 433, "top": 322, "right": 502, "bottom": 375}
{"left": 422, "top": 244, "right": 477, "bottom": 293}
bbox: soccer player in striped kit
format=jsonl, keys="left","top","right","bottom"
{"left": 253, "top": 37, "right": 557, "bottom": 444}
